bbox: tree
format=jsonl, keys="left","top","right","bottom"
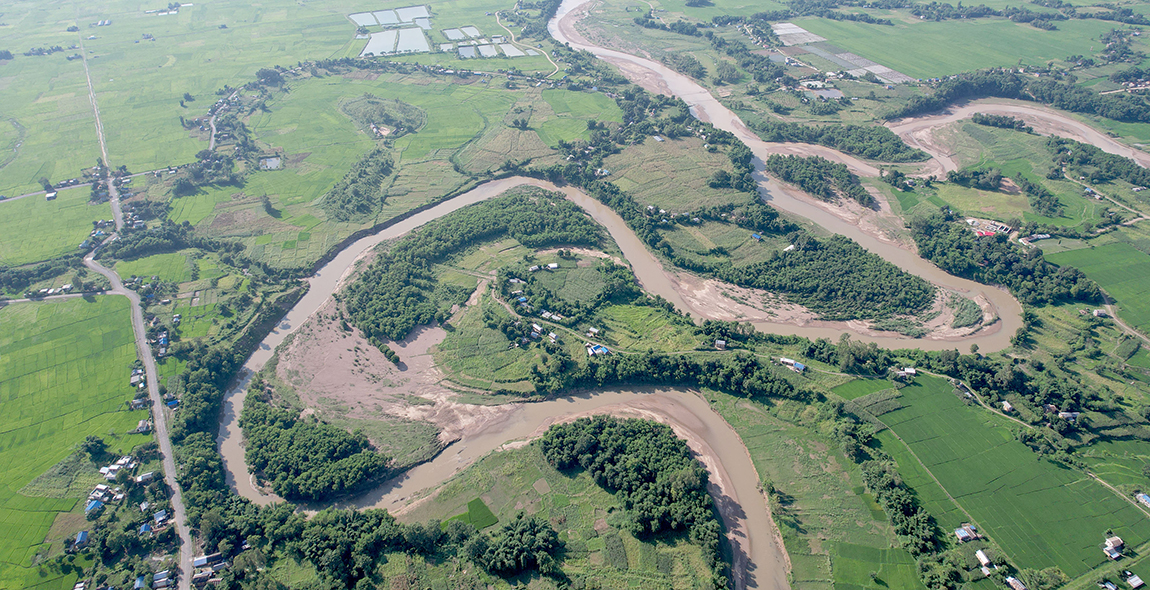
{"left": 255, "top": 68, "right": 283, "bottom": 86}
{"left": 39, "top": 177, "right": 53, "bottom": 191}
{"left": 183, "top": 92, "right": 195, "bottom": 102}
{"left": 0, "top": 50, "right": 12, "bottom": 61}
{"left": 80, "top": 436, "right": 106, "bottom": 461}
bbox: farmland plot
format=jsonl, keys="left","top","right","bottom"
{"left": 874, "top": 376, "right": 1150, "bottom": 577}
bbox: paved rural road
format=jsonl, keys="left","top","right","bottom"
{"left": 77, "top": 31, "right": 195, "bottom": 590}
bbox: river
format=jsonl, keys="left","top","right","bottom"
{"left": 211, "top": 4, "right": 1069, "bottom": 589}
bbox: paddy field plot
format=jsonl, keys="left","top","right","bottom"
{"left": 0, "top": 297, "right": 147, "bottom": 589}
{"left": 795, "top": 16, "right": 1126, "bottom": 79}
{"left": 1047, "top": 242, "right": 1150, "bottom": 333}
{"left": 0, "top": 188, "right": 111, "bottom": 267}
{"left": 872, "top": 375, "right": 1150, "bottom": 577}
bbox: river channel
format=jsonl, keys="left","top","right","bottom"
{"left": 213, "top": 4, "right": 1054, "bottom": 588}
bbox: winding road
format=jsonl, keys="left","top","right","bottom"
{"left": 74, "top": 31, "right": 196, "bottom": 590}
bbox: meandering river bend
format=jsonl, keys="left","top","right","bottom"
{"left": 210, "top": 2, "right": 1150, "bottom": 587}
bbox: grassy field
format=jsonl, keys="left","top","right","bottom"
{"left": 872, "top": 375, "right": 1150, "bottom": 577}
{"left": 795, "top": 16, "right": 1126, "bottom": 79}
{"left": 0, "top": 189, "right": 110, "bottom": 267}
{"left": 831, "top": 378, "right": 894, "bottom": 401}
{"left": 602, "top": 136, "right": 747, "bottom": 213}
{"left": 114, "top": 251, "right": 191, "bottom": 284}
{"left": 536, "top": 89, "right": 624, "bottom": 146}
{"left": 704, "top": 391, "right": 916, "bottom": 590}
{"left": 0, "top": 297, "right": 147, "bottom": 590}
{"left": 1047, "top": 242, "right": 1150, "bottom": 333}
{"left": 594, "top": 304, "right": 701, "bottom": 353}
{"left": 892, "top": 123, "right": 1109, "bottom": 227}
{"left": 397, "top": 442, "right": 718, "bottom": 589}
{"left": 434, "top": 290, "right": 539, "bottom": 392}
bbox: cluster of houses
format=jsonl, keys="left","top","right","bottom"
{"left": 1078, "top": 308, "right": 1108, "bottom": 318}
{"left": 100, "top": 456, "right": 139, "bottom": 482}
{"left": 150, "top": 329, "right": 170, "bottom": 358}
{"left": 28, "top": 283, "right": 74, "bottom": 298}
{"left": 191, "top": 552, "right": 231, "bottom": 587}
{"left": 142, "top": 569, "right": 174, "bottom": 589}
{"left": 86, "top": 483, "right": 125, "bottom": 514}
{"left": 965, "top": 218, "right": 1011, "bottom": 237}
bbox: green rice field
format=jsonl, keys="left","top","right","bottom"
{"left": 795, "top": 17, "right": 1125, "bottom": 79}
{"left": 1047, "top": 242, "right": 1150, "bottom": 333}
{"left": 0, "top": 189, "right": 110, "bottom": 267}
{"left": 114, "top": 251, "right": 191, "bottom": 284}
{"left": 873, "top": 375, "right": 1150, "bottom": 577}
{"left": 0, "top": 297, "right": 147, "bottom": 590}
{"left": 832, "top": 378, "right": 894, "bottom": 400}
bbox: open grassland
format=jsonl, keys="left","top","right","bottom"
{"left": 660, "top": 220, "right": 789, "bottom": 269}
{"left": 170, "top": 76, "right": 600, "bottom": 269}
{"left": 0, "top": 188, "right": 110, "bottom": 267}
{"left": 602, "top": 136, "right": 747, "bottom": 212}
{"left": 435, "top": 291, "right": 539, "bottom": 392}
{"left": 873, "top": 375, "right": 1150, "bottom": 577}
{"left": 897, "top": 123, "right": 1107, "bottom": 227}
{"left": 0, "top": 0, "right": 104, "bottom": 197}
{"left": 536, "top": 89, "right": 623, "bottom": 146}
{"left": 0, "top": 297, "right": 147, "bottom": 590}
{"left": 1047, "top": 242, "right": 1150, "bottom": 334}
{"left": 705, "top": 392, "right": 917, "bottom": 590}
{"left": 831, "top": 378, "right": 894, "bottom": 401}
{"left": 397, "top": 442, "right": 719, "bottom": 589}
{"left": 795, "top": 17, "right": 1124, "bottom": 79}
{"left": 1078, "top": 439, "right": 1150, "bottom": 489}
{"left": 594, "top": 304, "right": 701, "bottom": 353}
{"left": 114, "top": 251, "right": 191, "bottom": 283}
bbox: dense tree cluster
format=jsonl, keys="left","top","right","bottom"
{"left": 862, "top": 461, "right": 939, "bottom": 555}
{"left": 661, "top": 52, "right": 707, "bottom": 79}
{"left": 1014, "top": 175, "right": 1063, "bottom": 217}
{"left": 344, "top": 193, "right": 602, "bottom": 343}
{"left": 971, "top": 112, "right": 1033, "bottom": 133}
{"left": 0, "top": 254, "right": 84, "bottom": 294}
{"left": 887, "top": 69, "right": 1150, "bottom": 123}
{"left": 910, "top": 212, "right": 1098, "bottom": 305}
{"left": 96, "top": 220, "right": 238, "bottom": 261}
{"left": 676, "top": 234, "right": 935, "bottom": 320}
{"left": 946, "top": 167, "right": 1003, "bottom": 191}
{"left": 539, "top": 416, "right": 727, "bottom": 588}
{"left": 320, "top": 145, "right": 395, "bottom": 222}
{"left": 463, "top": 513, "right": 562, "bottom": 576}
{"left": 766, "top": 154, "right": 875, "bottom": 206}
{"left": 1048, "top": 136, "right": 1150, "bottom": 186}
{"left": 750, "top": 118, "right": 929, "bottom": 162}
{"left": 240, "top": 381, "right": 390, "bottom": 501}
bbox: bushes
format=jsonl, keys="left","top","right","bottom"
{"left": 971, "top": 112, "right": 1032, "bottom": 133}
{"left": 464, "top": 513, "right": 561, "bottom": 576}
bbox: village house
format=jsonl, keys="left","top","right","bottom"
{"left": 954, "top": 523, "right": 980, "bottom": 543}
{"left": 1104, "top": 536, "right": 1124, "bottom": 560}
{"left": 1006, "top": 576, "right": 1027, "bottom": 590}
